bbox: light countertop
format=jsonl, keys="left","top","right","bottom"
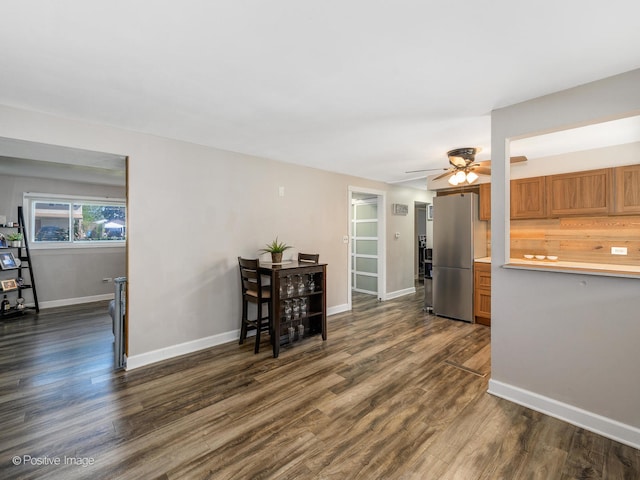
{"left": 474, "top": 257, "right": 640, "bottom": 278}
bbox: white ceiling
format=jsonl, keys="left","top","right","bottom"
{"left": 1, "top": 1, "right": 639, "bottom": 189}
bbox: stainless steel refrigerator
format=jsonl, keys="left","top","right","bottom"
{"left": 432, "top": 193, "right": 486, "bottom": 322}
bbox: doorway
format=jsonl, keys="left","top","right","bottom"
{"left": 0, "top": 137, "right": 128, "bottom": 370}
{"left": 348, "top": 187, "right": 386, "bottom": 311}
{"left": 414, "top": 201, "right": 427, "bottom": 282}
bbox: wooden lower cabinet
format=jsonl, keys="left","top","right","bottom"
{"left": 474, "top": 262, "right": 491, "bottom": 326}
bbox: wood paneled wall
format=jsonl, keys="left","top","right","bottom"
{"left": 509, "top": 215, "right": 640, "bottom": 265}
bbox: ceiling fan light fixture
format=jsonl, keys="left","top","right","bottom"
{"left": 447, "top": 147, "right": 479, "bottom": 163}
{"left": 448, "top": 175, "right": 459, "bottom": 186}
{"left": 455, "top": 170, "right": 466, "bottom": 183}
{"left": 466, "top": 171, "right": 479, "bottom": 183}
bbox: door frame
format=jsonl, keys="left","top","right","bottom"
{"left": 0, "top": 136, "right": 128, "bottom": 370}
{"left": 348, "top": 186, "right": 386, "bottom": 310}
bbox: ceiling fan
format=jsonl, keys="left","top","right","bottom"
{"left": 406, "top": 147, "right": 527, "bottom": 186}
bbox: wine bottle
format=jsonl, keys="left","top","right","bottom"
{"left": 1, "top": 295, "right": 10, "bottom": 314}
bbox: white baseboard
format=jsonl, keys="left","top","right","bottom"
{"left": 385, "top": 287, "right": 416, "bottom": 300}
{"left": 126, "top": 329, "right": 240, "bottom": 370}
{"left": 488, "top": 379, "right": 640, "bottom": 450}
{"left": 127, "top": 302, "right": 352, "bottom": 370}
{"left": 39, "top": 293, "right": 114, "bottom": 309}
{"left": 327, "top": 303, "right": 350, "bottom": 316}
{"left": 352, "top": 288, "right": 377, "bottom": 295}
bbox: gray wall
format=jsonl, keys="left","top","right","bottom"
{"left": 0, "top": 174, "right": 126, "bottom": 306}
{"left": 0, "top": 103, "right": 427, "bottom": 367}
{"left": 490, "top": 69, "right": 640, "bottom": 447}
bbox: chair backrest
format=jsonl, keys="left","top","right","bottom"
{"left": 298, "top": 252, "right": 319, "bottom": 263}
{"left": 238, "top": 257, "right": 262, "bottom": 296}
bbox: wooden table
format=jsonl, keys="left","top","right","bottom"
{"left": 259, "top": 261, "right": 327, "bottom": 358}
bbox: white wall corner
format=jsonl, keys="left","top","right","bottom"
{"left": 385, "top": 287, "right": 416, "bottom": 300}
{"left": 327, "top": 303, "right": 350, "bottom": 316}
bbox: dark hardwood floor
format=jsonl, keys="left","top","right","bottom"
{"left": 1, "top": 289, "right": 638, "bottom": 479}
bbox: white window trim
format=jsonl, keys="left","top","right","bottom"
{"left": 23, "top": 192, "right": 126, "bottom": 250}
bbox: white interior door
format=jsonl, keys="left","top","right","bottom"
{"left": 348, "top": 187, "right": 386, "bottom": 309}
{"left": 352, "top": 198, "right": 378, "bottom": 295}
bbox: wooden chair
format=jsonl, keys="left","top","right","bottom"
{"left": 298, "top": 253, "right": 319, "bottom": 263}
{"left": 238, "top": 257, "right": 272, "bottom": 354}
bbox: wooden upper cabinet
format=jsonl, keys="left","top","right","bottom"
{"left": 546, "top": 168, "right": 612, "bottom": 217}
{"left": 479, "top": 183, "right": 491, "bottom": 220}
{"left": 473, "top": 164, "right": 637, "bottom": 221}
{"left": 614, "top": 164, "right": 640, "bottom": 214}
{"left": 510, "top": 177, "right": 546, "bottom": 219}
{"left": 479, "top": 179, "right": 546, "bottom": 220}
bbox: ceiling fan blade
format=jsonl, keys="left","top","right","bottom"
{"left": 473, "top": 167, "right": 492, "bottom": 176}
{"left": 432, "top": 170, "right": 453, "bottom": 181}
{"left": 404, "top": 168, "right": 447, "bottom": 174}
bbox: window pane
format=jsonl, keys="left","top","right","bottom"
{"left": 355, "top": 221, "right": 377, "bottom": 237}
{"left": 355, "top": 274, "right": 377, "bottom": 292}
{"left": 34, "top": 202, "right": 70, "bottom": 242}
{"left": 355, "top": 239, "right": 377, "bottom": 255}
{"left": 355, "top": 257, "right": 377, "bottom": 274}
{"left": 74, "top": 204, "right": 126, "bottom": 241}
{"left": 355, "top": 203, "right": 377, "bottom": 220}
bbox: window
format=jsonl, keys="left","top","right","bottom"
{"left": 24, "top": 194, "right": 126, "bottom": 247}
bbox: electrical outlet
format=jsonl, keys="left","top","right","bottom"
{"left": 611, "top": 247, "right": 627, "bottom": 255}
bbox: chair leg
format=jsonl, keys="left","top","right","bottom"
{"left": 254, "top": 312, "right": 261, "bottom": 354}
{"left": 239, "top": 299, "right": 248, "bottom": 345}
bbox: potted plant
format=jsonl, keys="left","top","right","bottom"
{"left": 7, "top": 232, "right": 23, "bottom": 248}
{"left": 260, "top": 237, "right": 292, "bottom": 263}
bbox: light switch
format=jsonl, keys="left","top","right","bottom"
{"left": 611, "top": 246, "right": 627, "bottom": 255}
{"left": 342, "top": 235, "right": 349, "bottom": 244}
{"left": 278, "top": 186, "right": 285, "bottom": 197}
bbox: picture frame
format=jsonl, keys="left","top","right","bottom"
{"left": 0, "top": 251, "right": 18, "bottom": 270}
{"left": 1, "top": 279, "right": 18, "bottom": 291}
{"left": 392, "top": 203, "right": 409, "bottom": 215}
